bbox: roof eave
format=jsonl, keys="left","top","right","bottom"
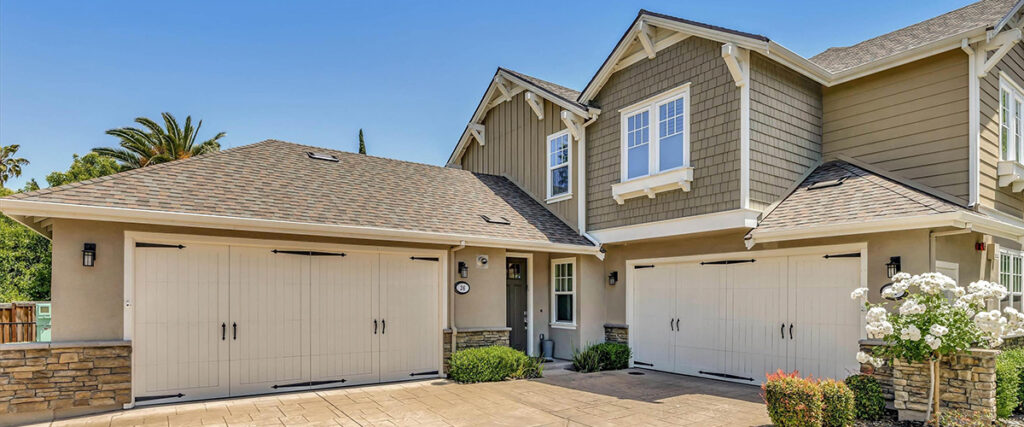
{"left": 824, "top": 27, "right": 989, "bottom": 85}
{"left": 0, "top": 199, "right": 600, "bottom": 255}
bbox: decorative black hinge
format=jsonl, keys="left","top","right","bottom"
{"left": 699, "top": 371, "right": 754, "bottom": 382}
{"left": 700, "top": 259, "right": 755, "bottom": 265}
{"left": 135, "top": 393, "right": 184, "bottom": 402}
{"left": 633, "top": 361, "right": 653, "bottom": 366}
{"left": 410, "top": 257, "right": 440, "bottom": 262}
{"left": 136, "top": 242, "right": 185, "bottom": 249}
{"left": 633, "top": 265, "right": 655, "bottom": 269}
{"left": 824, "top": 253, "right": 861, "bottom": 259}
{"left": 410, "top": 370, "right": 439, "bottom": 376}
{"left": 272, "top": 379, "right": 346, "bottom": 389}
{"left": 271, "top": 250, "right": 346, "bottom": 257}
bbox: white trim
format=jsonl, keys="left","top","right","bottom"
{"left": 524, "top": 92, "right": 544, "bottom": 120}
{"left": 964, "top": 39, "right": 981, "bottom": 207}
{"left": 546, "top": 129, "right": 573, "bottom": 201}
{"left": 720, "top": 43, "right": 751, "bottom": 209}
{"left": 618, "top": 83, "right": 691, "bottom": 183}
{"left": 1, "top": 199, "right": 602, "bottom": 256}
{"left": 122, "top": 230, "right": 449, "bottom": 404}
{"left": 611, "top": 167, "right": 693, "bottom": 204}
{"left": 589, "top": 208, "right": 760, "bottom": 244}
{"left": 507, "top": 252, "right": 535, "bottom": 357}
{"left": 550, "top": 257, "right": 577, "bottom": 329}
{"left": 748, "top": 211, "right": 1024, "bottom": 246}
{"left": 624, "top": 242, "right": 869, "bottom": 366}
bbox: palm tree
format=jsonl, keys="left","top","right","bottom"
{"left": 0, "top": 144, "right": 30, "bottom": 188}
{"left": 94, "top": 112, "right": 225, "bottom": 170}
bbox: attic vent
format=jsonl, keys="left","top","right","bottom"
{"left": 807, "top": 176, "right": 848, "bottom": 190}
{"left": 307, "top": 152, "right": 339, "bottom": 162}
{"left": 480, "top": 215, "right": 511, "bottom": 225}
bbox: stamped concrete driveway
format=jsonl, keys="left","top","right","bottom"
{"left": 36, "top": 369, "right": 770, "bottom": 426}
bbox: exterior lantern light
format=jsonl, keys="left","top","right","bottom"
{"left": 886, "top": 256, "right": 901, "bottom": 279}
{"left": 458, "top": 261, "right": 468, "bottom": 278}
{"left": 83, "top": 243, "right": 96, "bottom": 267}
{"left": 608, "top": 271, "right": 618, "bottom": 286}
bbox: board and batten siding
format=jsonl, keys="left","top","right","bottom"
{"left": 981, "top": 43, "right": 1024, "bottom": 217}
{"left": 460, "top": 91, "right": 578, "bottom": 230}
{"left": 749, "top": 53, "right": 823, "bottom": 211}
{"left": 586, "top": 36, "right": 741, "bottom": 231}
{"left": 822, "top": 50, "right": 970, "bottom": 203}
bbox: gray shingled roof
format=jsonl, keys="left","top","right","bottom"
{"left": 499, "top": 67, "right": 586, "bottom": 111}
{"left": 754, "top": 161, "right": 972, "bottom": 234}
{"left": 810, "top": 0, "right": 1018, "bottom": 73}
{"left": 8, "top": 139, "right": 593, "bottom": 247}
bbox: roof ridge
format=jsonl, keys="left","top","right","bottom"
{"left": 262, "top": 138, "right": 472, "bottom": 174}
{"left": 497, "top": 67, "right": 580, "bottom": 95}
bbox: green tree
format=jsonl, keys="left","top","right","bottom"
{"left": 358, "top": 129, "right": 366, "bottom": 155}
{"left": 94, "top": 112, "right": 225, "bottom": 170}
{"left": 44, "top": 153, "right": 119, "bottom": 187}
{"left": 0, "top": 144, "right": 29, "bottom": 187}
{"left": 0, "top": 187, "right": 51, "bottom": 302}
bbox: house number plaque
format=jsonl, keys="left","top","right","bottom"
{"left": 454, "top": 281, "right": 470, "bottom": 295}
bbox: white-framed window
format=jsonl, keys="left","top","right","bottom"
{"left": 619, "top": 83, "right": 690, "bottom": 182}
{"left": 1000, "top": 75, "right": 1024, "bottom": 162}
{"left": 1001, "top": 248, "right": 1023, "bottom": 312}
{"left": 546, "top": 130, "right": 572, "bottom": 202}
{"left": 551, "top": 257, "right": 576, "bottom": 327}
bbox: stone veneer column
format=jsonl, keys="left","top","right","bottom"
{"left": 442, "top": 327, "right": 511, "bottom": 373}
{"left": 0, "top": 340, "right": 131, "bottom": 424}
{"left": 603, "top": 324, "right": 628, "bottom": 344}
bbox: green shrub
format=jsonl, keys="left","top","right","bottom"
{"left": 572, "top": 345, "right": 601, "bottom": 373}
{"left": 761, "top": 370, "right": 823, "bottom": 427}
{"left": 844, "top": 374, "right": 885, "bottom": 421}
{"left": 819, "top": 379, "right": 855, "bottom": 427}
{"left": 448, "top": 346, "right": 543, "bottom": 383}
{"left": 591, "top": 342, "right": 631, "bottom": 371}
{"left": 996, "top": 347, "right": 1024, "bottom": 416}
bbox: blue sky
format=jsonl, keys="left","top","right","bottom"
{"left": 0, "top": 0, "right": 977, "bottom": 189}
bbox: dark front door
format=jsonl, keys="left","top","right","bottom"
{"left": 506, "top": 258, "right": 528, "bottom": 352}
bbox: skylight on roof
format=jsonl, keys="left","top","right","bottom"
{"left": 480, "top": 215, "right": 511, "bottom": 225}
{"left": 807, "top": 176, "right": 848, "bottom": 190}
{"left": 307, "top": 152, "right": 339, "bottom": 162}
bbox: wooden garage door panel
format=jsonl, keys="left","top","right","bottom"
{"left": 378, "top": 254, "right": 440, "bottom": 382}
{"left": 229, "top": 246, "right": 310, "bottom": 395}
{"left": 133, "top": 243, "right": 230, "bottom": 402}
{"left": 674, "top": 262, "right": 728, "bottom": 377}
{"left": 726, "top": 257, "right": 787, "bottom": 382}
{"left": 632, "top": 264, "right": 675, "bottom": 370}
{"left": 789, "top": 255, "right": 862, "bottom": 380}
{"left": 309, "top": 252, "right": 379, "bottom": 387}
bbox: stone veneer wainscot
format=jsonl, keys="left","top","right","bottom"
{"left": 0, "top": 340, "right": 131, "bottom": 425}
{"left": 442, "top": 327, "right": 511, "bottom": 372}
{"left": 603, "top": 324, "right": 628, "bottom": 345}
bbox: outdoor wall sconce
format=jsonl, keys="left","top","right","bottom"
{"left": 608, "top": 271, "right": 618, "bottom": 286}
{"left": 82, "top": 243, "right": 96, "bottom": 267}
{"left": 458, "top": 261, "right": 468, "bottom": 278}
{"left": 886, "top": 256, "right": 901, "bottom": 278}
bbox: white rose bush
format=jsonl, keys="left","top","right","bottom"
{"left": 850, "top": 272, "right": 1024, "bottom": 424}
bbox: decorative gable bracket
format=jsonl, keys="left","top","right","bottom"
{"left": 560, "top": 110, "right": 584, "bottom": 141}
{"left": 721, "top": 43, "right": 749, "bottom": 87}
{"left": 469, "top": 124, "right": 485, "bottom": 146}
{"left": 978, "top": 28, "right": 1023, "bottom": 78}
{"left": 524, "top": 92, "right": 544, "bottom": 120}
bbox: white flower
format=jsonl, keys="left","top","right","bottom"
{"left": 899, "top": 300, "right": 926, "bottom": 315}
{"left": 866, "top": 320, "right": 894, "bottom": 339}
{"left": 850, "top": 287, "right": 869, "bottom": 301}
{"left": 925, "top": 334, "right": 942, "bottom": 350}
{"left": 929, "top": 324, "right": 948, "bottom": 337}
{"left": 866, "top": 307, "right": 888, "bottom": 323}
{"left": 856, "top": 351, "right": 885, "bottom": 368}
{"left": 892, "top": 272, "right": 912, "bottom": 282}
{"left": 900, "top": 325, "right": 922, "bottom": 341}
{"left": 856, "top": 351, "right": 870, "bottom": 364}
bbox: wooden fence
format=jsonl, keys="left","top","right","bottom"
{"left": 0, "top": 302, "right": 39, "bottom": 344}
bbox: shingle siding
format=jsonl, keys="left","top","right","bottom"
{"left": 586, "top": 36, "right": 741, "bottom": 231}
{"left": 980, "top": 42, "right": 1024, "bottom": 217}
{"left": 749, "top": 52, "right": 823, "bottom": 211}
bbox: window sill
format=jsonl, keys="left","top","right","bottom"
{"left": 546, "top": 193, "right": 573, "bottom": 204}
{"left": 611, "top": 167, "right": 694, "bottom": 204}
{"left": 549, "top": 323, "right": 577, "bottom": 330}
{"left": 998, "top": 160, "right": 1024, "bottom": 192}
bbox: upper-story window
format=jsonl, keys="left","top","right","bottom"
{"left": 619, "top": 83, "right": 690, "bottom": 182}
{"left": 546, "top": 130, "right": 572, "bottom": 202}
{"left": 1001, "top": 76, "right": 1024, "bottom": 162}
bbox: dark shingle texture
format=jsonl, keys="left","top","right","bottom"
{"left": 499, "top": 68, "right": 585, "bottom": 110}
{"left": 810, "top": 0, "right": 1017, "bottom": 73}
{"left": 755, "top": 161, "right": 971, "bottom": 234}
{"left": 10, "top": 140, "right": 592, "bottom": 246}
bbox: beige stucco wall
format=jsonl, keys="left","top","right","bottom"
{"left": 451, "top": 246, "right": 507, "bottom": 328}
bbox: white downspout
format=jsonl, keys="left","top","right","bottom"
{"left": 449, "top": 240, "right": 466, "bottom": 356}
{"left": 962, "top": 38, "right": 981, "bottom": 207}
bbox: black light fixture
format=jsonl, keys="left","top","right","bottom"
{"left": 608, "top": 271, "right": 618, "bottom": 286}
{"left": 458, "top": 261, "right": 468, "bottom": 278}
{"left": 82, "top": 243, "right": 96, "bottom": 267}
{"left": 886, "top": 256, "right": 901, "bottom": 279}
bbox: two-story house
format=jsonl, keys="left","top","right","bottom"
{"left": 5, "top": 0, "right": 1024, "bottom": 422}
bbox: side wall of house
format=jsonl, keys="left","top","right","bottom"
{"left": 460, "top": 91, "right": 578, "bottom": 230}
{"left": 981, "top": 42, "right": 1024, "bottom": 217}
{"left": 822, "top": 50, "right": 970, "bottom": 203}
{"left": 749, "top": 52, "right": 824, "bottom": 211}
{"left": 586, "top": 36, "right": 741, "bottom": 231}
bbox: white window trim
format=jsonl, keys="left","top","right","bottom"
{"left": 618, "top": 83, "right": 691, "bottom": 183}
{"left": 999, "top": 74, "right": 1024, "bottom": 163}
{"left": 545, "top": 129, "right": 573, "bottom": 203}
{"left": 1000, "top": 248, "right": 1023, "bottom": 295}
{"left": 550, "top": 257, "right": 577, "bottom": 329}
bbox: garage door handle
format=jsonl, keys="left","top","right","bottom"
{"left": 781, "top": 323, "right": 785, "bottom": 339}
{"left": 674, "top": 319, "right": 679, "bottom": 331}
{"left": 221, "top": 323, "right": 226, "bottom": 341}
{"left": 233, "top": 322, "right": 237, "bottom": 340}
{"left": 382, "top": 319, "right": 386, "bottom": 334}
{"left": 374, "top": 319, "right": 378, "bottom": 334}
{"left": 669, "top": 318, "right": 674, "bottom": 331}
{"left": 789, "top": 324, "right": 793, "bottom": 340}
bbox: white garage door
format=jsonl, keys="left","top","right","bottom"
{"left": 631, "top": 250, "right": 862, "bottom": 384}
{"left": 131, "top": 240, "right": 441, "bottom": 404}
